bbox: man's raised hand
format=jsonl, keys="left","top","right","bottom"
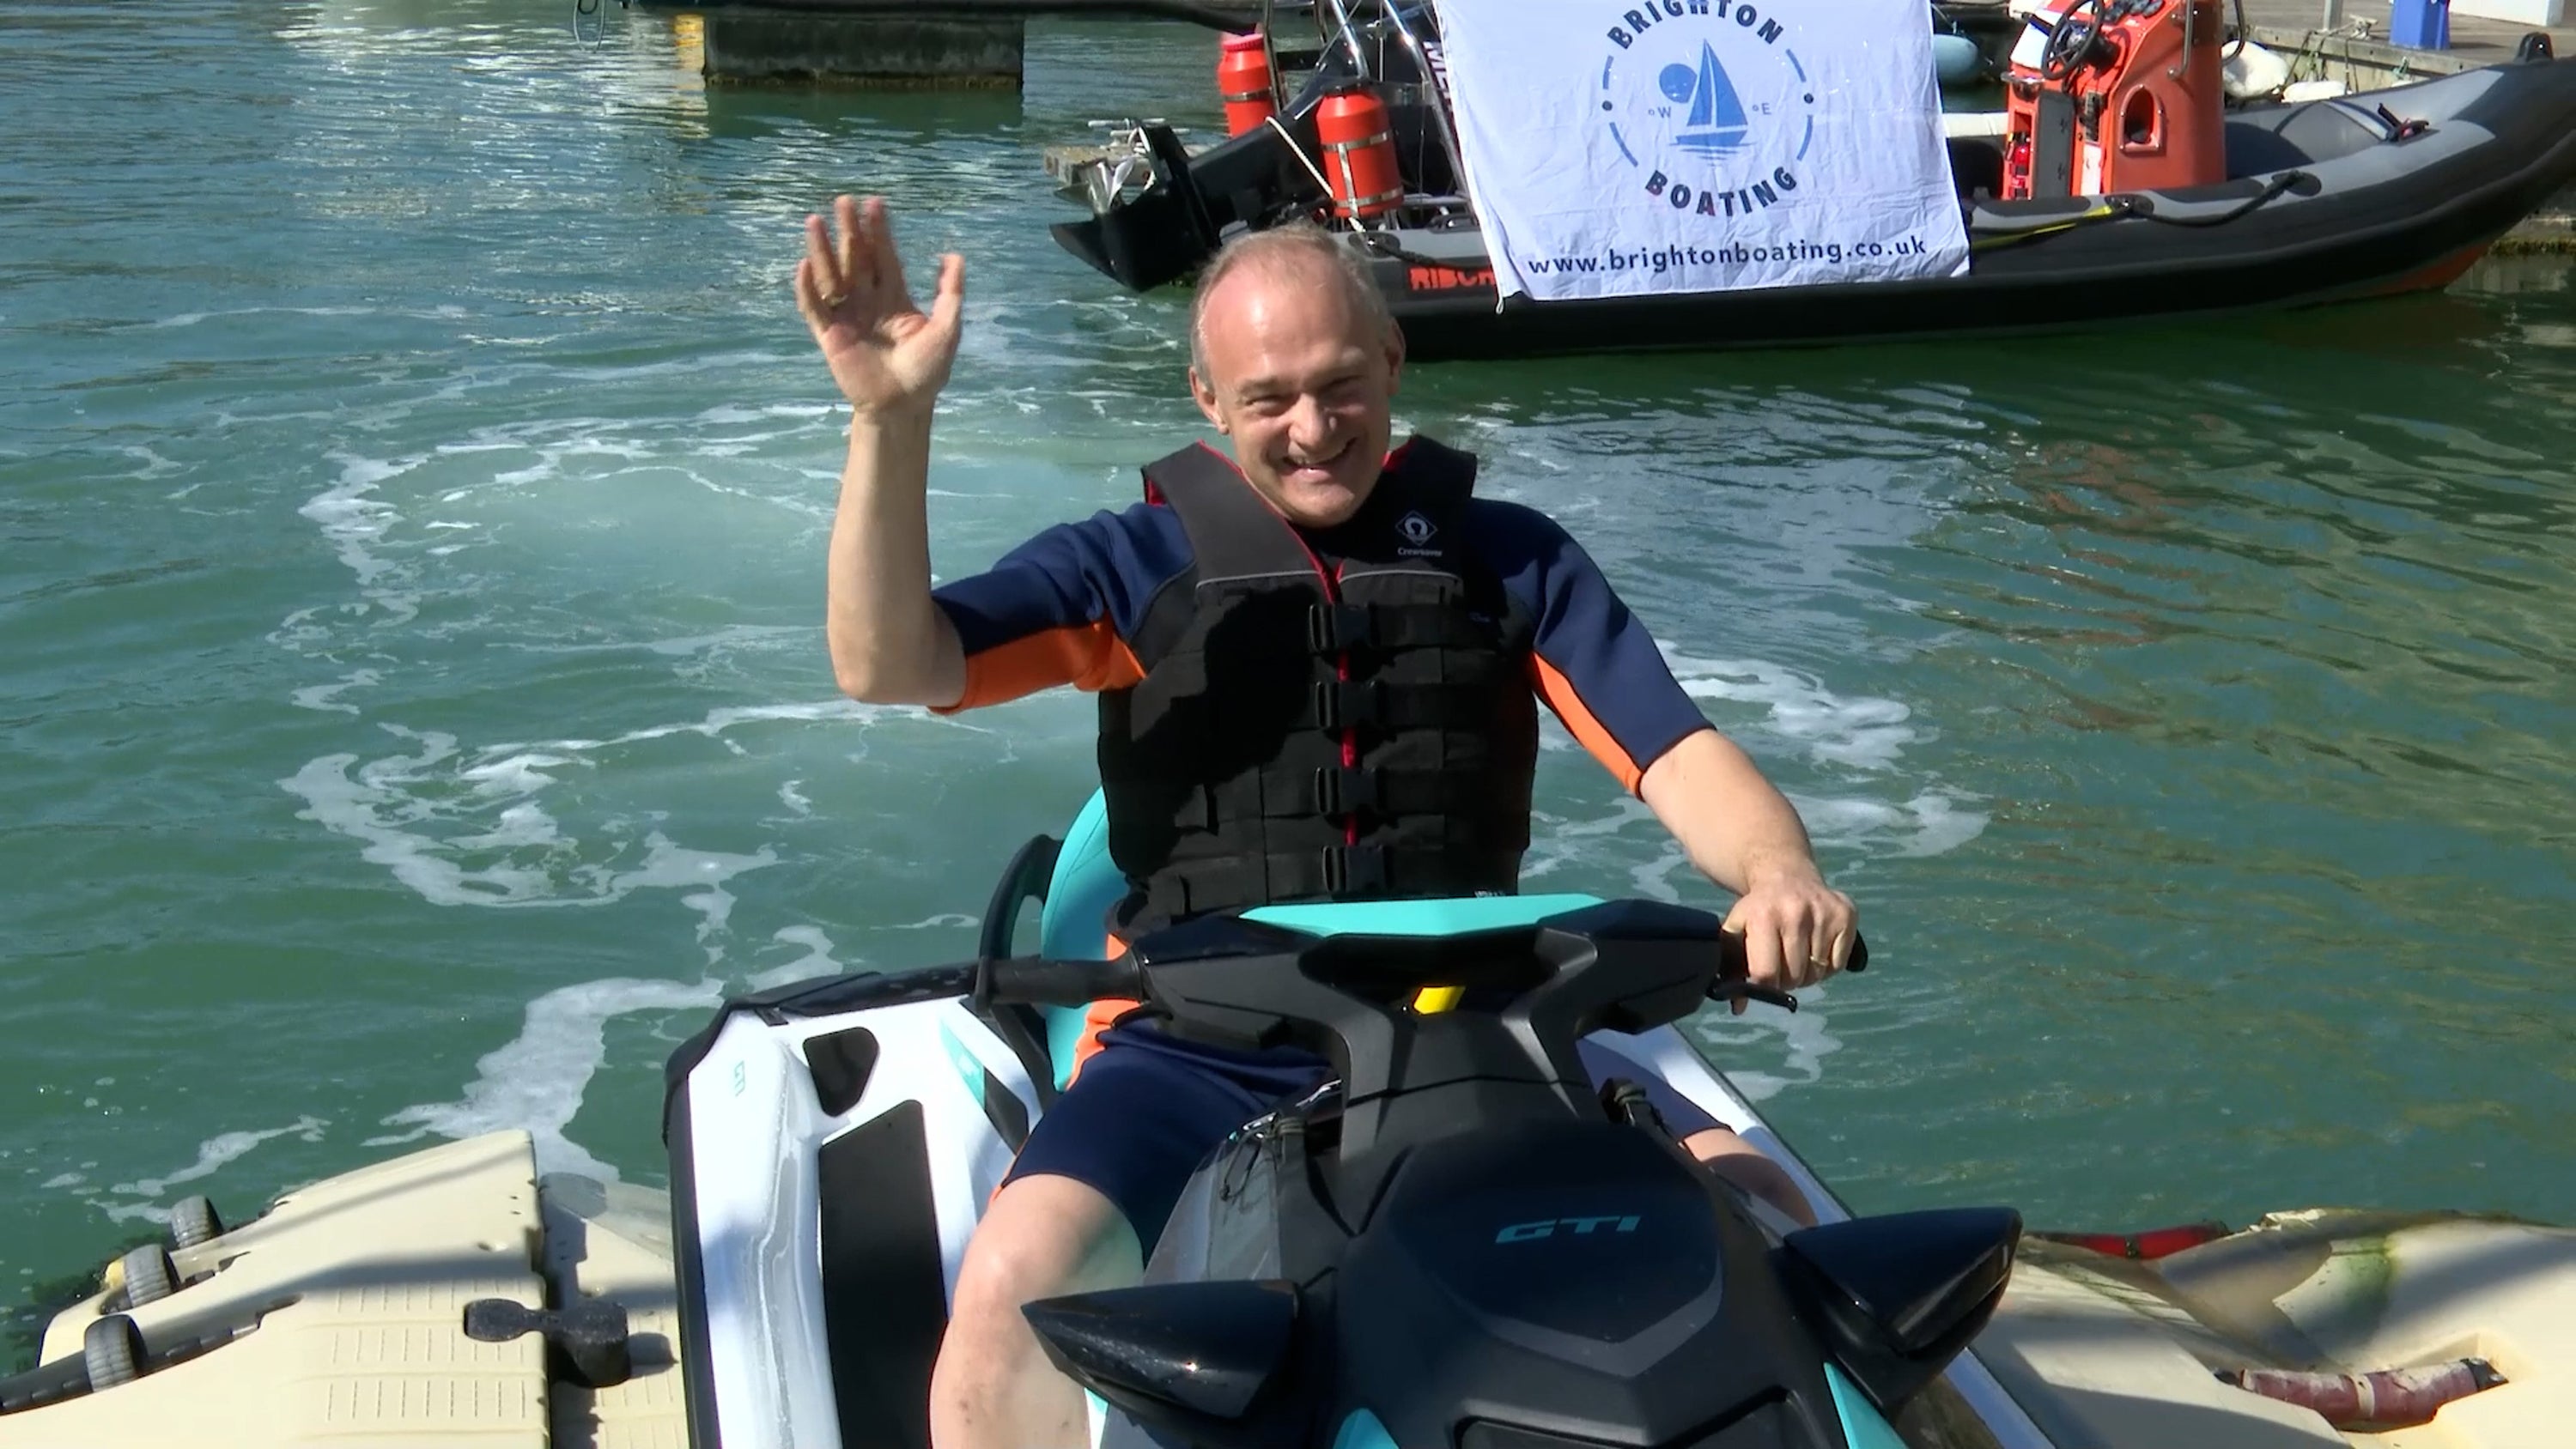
{"left": 795, "top": 195, "right": 964, "bottom": 418}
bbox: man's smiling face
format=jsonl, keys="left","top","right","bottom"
{"left": 1188, "top": 243, "right": 1406, "bottom": 527}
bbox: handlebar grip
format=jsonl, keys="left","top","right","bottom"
{"left": 980, "top": 955, "right": 1145, "bottom": 1009}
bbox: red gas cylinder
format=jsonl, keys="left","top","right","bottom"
{"left": 2003, "top": 0, "right": 2226, "bottom": 199}
{"left": 1216, "top": 32, "right": 1275, "bottom": 136}
{"left": 1315, "top": 88, "right": 1403, "bottom": 222}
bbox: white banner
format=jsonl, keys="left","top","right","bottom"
{"left": 1434, "top": 0, "right": 1971, "bottom": 300}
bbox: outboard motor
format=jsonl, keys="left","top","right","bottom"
{"left": 2003, "top": 0, "right": 2227, "bottom": 197}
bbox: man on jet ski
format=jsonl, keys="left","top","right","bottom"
{"left": 797, "top": 195, "right": 1860, "bottom": 1449}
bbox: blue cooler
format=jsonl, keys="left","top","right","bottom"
{"left": 2391, "top": 0, "right": 2450, "bottom": 50}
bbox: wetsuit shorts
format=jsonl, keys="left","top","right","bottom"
{"left": 1002, "top": 1020, "right": 1728, "bottom": 1248}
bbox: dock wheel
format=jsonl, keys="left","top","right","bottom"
{"left": 113, "top": 1244, "right": 177, "bottom": 1308}
{"left": 83, "top": 1313, "right": 147, "bottom": 1391}
{"left": 169, "top": 1194, "right": 225, "bottom": 1250}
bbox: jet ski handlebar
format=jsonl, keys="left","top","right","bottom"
{"left": 975, "top": 953, "right": 1149, "bottom": 1009}
{"left": 973, "top": 913, "right": 1864, "bottom": 1012}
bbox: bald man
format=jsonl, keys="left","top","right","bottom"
{"left": 798, "top": 197, "right": 1857, "bottom": 1449}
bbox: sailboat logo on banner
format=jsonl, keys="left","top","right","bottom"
{"left": 1661, "top": 42, "right": 1750, "bottom": 153}
{"left": 1597, "top": 0, "right": 1820, "bottom": 222}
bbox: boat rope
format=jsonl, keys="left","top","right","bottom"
{"left": 1968, "top": 167, "right": 2311, "bottom": 252}
{"left": 2131, "top": 169, "right": 2312, "bottom": 226}
{"left": 1265, "top": 115, "right": 1335, "bottom": 201}
{"left": 1966, "top": 199, "right": 2131, "bottom": 252}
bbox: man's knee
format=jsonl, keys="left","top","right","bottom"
{"left": 950, "top": 1173, "right": 1141, "bottom": 1330}
{"left": 1680, "top": 1127, "right": 1818, "bottom": 1228}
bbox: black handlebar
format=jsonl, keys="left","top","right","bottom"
{"left": 976, "top": 953, "right": 1145, "bottom": 1010}
{"left": 978, "top": 931, "right": 1868, "bottom": 1011}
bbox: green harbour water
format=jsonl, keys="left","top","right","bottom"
{"left": 4, "top": 0, "right": 2573, "bottom": 1355}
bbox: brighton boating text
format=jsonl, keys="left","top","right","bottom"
{"left": 1521, "top": 236, "right": 1933, "bottom": 275}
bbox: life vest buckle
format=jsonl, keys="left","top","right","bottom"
{"left": 1307, "top": 602, "right": 1375, "bottom": 652}
{"left": 1313, "top": 680, "right": 1382, "bottom": 731}
{"left": 1314, "top": 766, "right": 1380, "bottom": 816}
{"left": 1320, "top": 844, "right": 1390, "bottom": 894}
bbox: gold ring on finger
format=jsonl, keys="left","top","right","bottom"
{"left": 824, "top": 291, "right": 848, "bottom": 307}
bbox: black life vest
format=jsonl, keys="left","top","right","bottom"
{"left": 1098, "top": 436, "right": 1540, "bottom": 931}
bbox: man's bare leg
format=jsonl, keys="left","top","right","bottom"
{"left": 930, "top": 1173, "right": 1142, "bottom": 1449}
{"left": 1681, "top": 1127, "right": 1819, "bottom": 1228}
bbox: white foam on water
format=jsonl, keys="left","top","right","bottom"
{"left": 301, "top": 452, "right": 422, "bottom": 623}
{"left": 885, "top": 913, "right": 976, "bottom": 931}
{"left": 78, "top": 1118, "right": 332, "bottom": 1225}
{"left": 1520, "top": 793, "right": 1658, "bottom": 885}
{"left": 1663, "top": 652, "right": 1921, "bottom": 772}
{"left": 532, "top": 699, "right": 901, "bottom": 755}
{"left": 289, "top": 668, "right": 380, "bottom": 715}
{"left": 1692, "top": 992, "right": 1844, "bottom": 1103}
{"left": 145, "top": 305, "right": 386, "bottom": 330}
{"left": 371, "top": 978, "right": 724, "bottom": 1179}
{"left": 748, "top": 925, "right": 848, "bottom": 990}
{"left": 1659, "top": 650, "right": 1990, "bottom": 859}
{"left": 777, "top": 780, "right": 812, "bottom": 817}
{"left": 1791, "top": 791, "right": 1989, "bottom": 859}
{"left": 280, "top": 724, "right": 780, "bottom": 910}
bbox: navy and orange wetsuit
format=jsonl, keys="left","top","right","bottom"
{"left": 933, "top": 442, "right": 1724, "bottom": 1241}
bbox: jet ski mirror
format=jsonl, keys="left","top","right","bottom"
{"left": 1777, "top": 1206, "right": 2022, "bottom": 1415}
{"left": 1024, "top": 1279, "right": 1302, "bottom": 1446}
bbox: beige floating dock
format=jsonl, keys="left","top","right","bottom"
{"left": 0, "top": 1132, "right": 685, "bottom": 1449}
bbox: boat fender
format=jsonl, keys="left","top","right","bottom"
{"left": 2217, "top": 1359, "right": 2505, "bottom": 1429}
{"left": 1218, "top": 32, "right": 1277, "bottom": 137}
{"left": 1316, "top": 88, "right": 1403, "bottom": 222}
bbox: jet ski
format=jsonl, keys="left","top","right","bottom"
{"left": 9, "top": 791, "right": 2576, "bottom": 1447}
{"left": 659, "top": 788, "right": 2032, "bottom": 1449}
{"left": 1047, "top": 0, "right": 2576, "bottom": 360}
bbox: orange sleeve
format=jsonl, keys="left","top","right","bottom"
{"left": 934, "top": 621, "right": 1145, "bottom": 713}
{"left": 1530, "top": 654, "right": 1649, "bottom": 796}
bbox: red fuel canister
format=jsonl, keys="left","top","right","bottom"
{"left": 1315, "top": 88, "right": 1402, "bottom": 221}
{"left": 1217, "top": 32, "right": 1275, "bottom": 137}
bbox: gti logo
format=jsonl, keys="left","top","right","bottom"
{"left": 1494, "top": 1215, "right": 1643, "bottom": 1243}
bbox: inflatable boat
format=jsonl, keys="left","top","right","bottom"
{"left": 1048, "top": 1, "right": 2576, "bottom": 360}
{"left": 9, "top": 791, "right": 2576, "bottom": 1448}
